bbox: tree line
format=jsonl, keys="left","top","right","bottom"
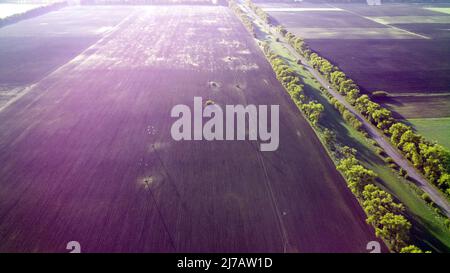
{"left": 245, "top": 0, "right": 270, "bottom": 24}
{"left": 330, "top": 98, "right": 363, "bottom": 131}
{"left": 228, "top": 0, "right": 256, "bottom": 37}
{"left": 329, "top": 131, "right": 425, "bottom": 252}
{"left": 262, "top": 43, "right": 324, "bottom": 125}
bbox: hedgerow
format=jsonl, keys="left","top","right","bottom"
{"left": 229, "top": 0, "right": 256, "bottom": 37}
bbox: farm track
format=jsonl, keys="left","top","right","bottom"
{"left": 0, "top": 6, "right": 381, "bottom": 252}
{"left": 240, "top": 2, "right": 450, "bottom": 218}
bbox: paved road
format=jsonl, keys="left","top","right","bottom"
{"left": 240, "top": 2, "right": 450, "bottom": 217}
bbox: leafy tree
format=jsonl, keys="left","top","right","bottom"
{"left": 400, "top": 245, "right": 425, "bottom": 253}
{"left": 347, "top": 165, "right": 377, "bottom": 196}
{"left": 318, "top": 60, "right": 334, "bottom": 78}
{"left": 341, "top": 146, "right": 357, "bottom": 158}
{"left": 362, "top": 184, "right": 404, "bottom": 226}
{"left": 301, "top": 101, "right": 324, "bottom": 125}
{"left": 346, "top": 89, "right": 360, "bottom": 105}
{"left": 337, "top": 158, "right": 377, "bottom": 196}
{"left": 276, "top": 25, "right": 287, "bottom": 36}
{"left": 376, "top": 213, "right": 411, "bottom": 252}
{"left": 420, "top": 144, "right": 450, "bottom": 186}
{"left": 330, "top": 71, "right": 346, "bottom": 87}
{"left": 337, "top": 157, "right": 359, "bottom": 172}
{"left": 389, "top": 123, "right": 410, "bottom": 146}
{"left": 439, "top": 173, "right": 450, "bottom": 191}
{"left": 371, "top": 108, "right": 393, "bottom": 132}
{"left": 398, "top": 130, "right": 422, "bottom": 150}
{"left": 339, "top": 79, "right": 357, "bottom": 96}
{"left": 288, "top": 84, "right": 304, "bottom": 104}
{"left": 402, "top": 142, "right": 422, "bottom": 169}
{"left": 322, "top": 128, "right": 336, "bottom": 150}
{"left": 354, "top": 95, "right": 371, "bottom": 116}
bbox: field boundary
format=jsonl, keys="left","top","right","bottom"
{"left": 0, "top": 2, "right": 67, "bottom": 29}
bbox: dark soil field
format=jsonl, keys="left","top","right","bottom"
{"left": 377, "top": 93, "right": 450, "bottom": 119}
{"left": 263, "top": 3, "right": 450, "bottom": 95}
{"left": 0, "top": 5, "right": 380, "bottom": 252}
{"left": 0, "top": 6, "right": 134, "bottom": 109}
{"left": 305, "top": 39, "right": 450, "bottom": 94}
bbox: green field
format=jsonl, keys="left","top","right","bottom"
{"left": 407, "top": 117, "right": 450, "bottom": 150}
{"left": 425, "top": 7, "right": 450, "bottom": 15}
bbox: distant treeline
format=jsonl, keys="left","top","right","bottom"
{"left": 0, "top": 2, "right": 66, "bottom": 28}
{"left": 0, "top": 1, "right": 60, "bottom": 3}
{"left": 229, "top": 0, "right": 256, "bottom": 36}
{"left": 80, "top": 0, "right": 226, "bottom": 5}
{"left": 252, "top": 0, "right": 450, "bottom": 3}
{"left": 321, "top": 0, "right": 450, "bottom": 2}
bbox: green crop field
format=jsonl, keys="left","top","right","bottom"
{"left": 407, "top": 117, "right": 450, "bottom": 150}
{"left": 425, "top": 7, "right": 450, "bottom": 15}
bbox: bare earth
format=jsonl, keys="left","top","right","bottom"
{"left": 0, "top": 6, "right": 380, "bottom": 252}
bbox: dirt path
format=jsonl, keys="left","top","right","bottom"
{"left": 240, "top": 2, "right": 450, "bottom": 218}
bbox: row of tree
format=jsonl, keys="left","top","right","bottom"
{"left": 312, "top": 0, "right": 449, "bottom": 2}
{"left": 389, "top": 123, "right": 450, "bottom": 193}
{"left": 330, "top": 98, "right": 363, "bottom": 131}
{"left": 245, "top": 0, "right": 270, "bottom": 24}
{"left": 261, "top": 43, "right": 323, "bottom": 125}
{"left": 274, "top": 20, "right": 450, "bottom": 197}
{"left": 337, "top": 152, "right": 423, "bottom": 252}
{"left": 228, "top": 0, "right": 255, "bottom": 37}
{"left": 322, "top": 123, "right": 424, "bottom": 252}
